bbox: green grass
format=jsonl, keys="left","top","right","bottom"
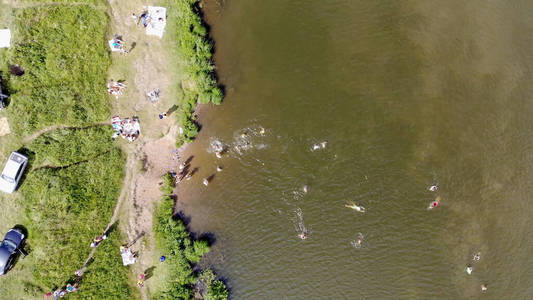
{"left": 20, "top": 146, "right": 126, "bottom": 290}
{"left": 7, "top": 6, "right": 110, "bottom": 135}
{"left": 0, "top": 4, "right": 137, "bottom": 299}
{"left": 152, "top": 174, "right": 227, "bottom": 299}
{"left": 24, "top": 126, "right": 115, "bottom": 167}
{"left": 167, "top": 0, "right": 223, "bottom": 146}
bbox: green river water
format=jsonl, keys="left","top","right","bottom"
{"left": 178, "top": 1, "right": 533, "bottom": 298}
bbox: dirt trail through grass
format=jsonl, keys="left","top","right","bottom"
{"left": 21, "top": 121, "right": 111, "bottom": 144}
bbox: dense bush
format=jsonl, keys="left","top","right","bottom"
{"left": 8, "top": 6, "right": 110, "bottom": 135}
{"left": 199, "top": 270, "right": 229, "bottom": 300}
{"left": 153, "top": 176, "right": 227, "bottom": 299}
{"left": 169, "top": 0, "right": 223, "bottom": 145}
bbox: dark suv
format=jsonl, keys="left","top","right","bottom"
{"left": 0, "top": 228, "right": 26, "bottom": 275}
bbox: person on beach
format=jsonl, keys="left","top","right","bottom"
{"left": 203, "top": 178, "right": 209, "bottom": 186}
{"left": 217, "top": 166, "right": 223, "bottom": 172}
{"left": 299, "top": 232, "right": 307, "bottom": 240}
{"left": 137, "top": 273, "right": 145, "bottom": 287}
{"left": 481, "top": 284, "right": 488, "bottom": 292}
{"left": 345, "top": 202, "right": 365, "bottom": 213}
{"left": 90, "top": 234, "right": 107, "bottom": 247}
{"left": 428, "top": 184, "right": 438, "bottom": 192}
{"left": 158, "top": 112, "right": 167, "bottom": 119}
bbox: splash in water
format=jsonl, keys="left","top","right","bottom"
{"left": 295, "top": 208, "right": 307, "bottom": 239}
{"left": 209, "top": 138, "right": 227, "bottom": 154}
{"left": 351, "top": 232, "right": 364, "bottom": 249}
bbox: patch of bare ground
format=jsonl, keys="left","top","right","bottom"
{"left": 0, "top": 117, "right": 10, "bottom": 136}
{"left": 106, "top": 0, "right": 185, "bottom": 299}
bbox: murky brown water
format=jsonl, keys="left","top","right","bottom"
{"left": 178, "top": 1, "right": 533, "bottom": 298}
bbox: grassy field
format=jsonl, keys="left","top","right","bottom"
{"left": 0, "top": 3, "right": 138, "bottom": 299}
{"left": 7, "top": 6, "right": 111, "bottom": 135}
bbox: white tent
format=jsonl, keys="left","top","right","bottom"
{"left": 0, "top": 29, "right": 11, "bottom": 48}
{"left": 145, "top": 6, "right": 167, "bottom": 38}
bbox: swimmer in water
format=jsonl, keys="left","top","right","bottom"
{"left": 427, "top": 201, "right": 439, "bottom": 210}
{"left": 427, "top": 196, "right": 441, "bottom": 210}
{"left": 302, "top": 185, "right": 310, "bottom": 194}
{"left": 428, "top": 185, "right": 438, "bottom": 192}
{"left": 466, "top": 265, "right": 473, "bottom": 275}
{"left": 351, "top": 233, "right": 364, "bottom": 248}
{"left": 345, "top": 202, "right": 366, "bottom": 213}
{"left": 473, "top": 252, "right": 481, "bottom": 261}
{"left": 299, "top": 232, "right": 307, "bottom": 240}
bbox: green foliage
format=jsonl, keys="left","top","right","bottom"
{"left": 160, "top": 173, "right": 175, "bottom": 195}
{"left": 169, "top": 0, "right": 223, "bottom": 146}
{"left": 153, "top": 176, "right": 228, "bottom": 299}
{"left": 7, "top": 6, "right": 110, "bottom": 135}
{"left": 206, "top": 280, "right": 228, "bottom": 300}
{"left": 25, "top": 126, "right": 115, "bottom": 167}
{"left": 199, "top": 269, "right": 228, "bottom": 300}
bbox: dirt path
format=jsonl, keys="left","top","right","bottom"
{"left": 21, "top": 121, "right": 111, "bottom": 144}
{"left": 106, "top": 1, "right": 185, "bottom": 299}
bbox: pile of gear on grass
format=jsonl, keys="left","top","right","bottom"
{"left": 111, "top": 115, "right": 141, "bottom": 142}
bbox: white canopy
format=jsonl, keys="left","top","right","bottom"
{"left": 0, "top": 29, "right": 11, "bottom": 48}
{"left": 145, "top": 6, "right": 167, "bottom": 38}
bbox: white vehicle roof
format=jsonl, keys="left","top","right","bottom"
{"left": 2, "top": 153, "right": 27, "bottom": 179}
{"left": 0, "top": 29, "right": 11, "bottom": 48}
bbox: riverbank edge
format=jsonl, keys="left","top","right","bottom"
{"left": 153, "top": 173, "right": 228, "bottom": 299}
{"left": 172, "top": 0, "right": 223, "bottom": 147}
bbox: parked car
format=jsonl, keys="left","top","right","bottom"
{"left": 0, "top": 152, "right": 28, "bottom": 194}
{"left": 0, "top": 227, "right": 26, "bottom": 275}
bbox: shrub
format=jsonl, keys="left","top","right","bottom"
{"left": 169, "top": 0, "right": 223, "bottom": 146}
{"left": 153, "top": 174, "right": 228, "bottom": 299}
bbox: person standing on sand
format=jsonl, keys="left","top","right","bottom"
{"left": 137, "top": 273, "right": 145, "bottom": 287}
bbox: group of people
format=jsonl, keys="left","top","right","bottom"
{"left": 44, "top": 283, "right": 78, "bottom": 299}
{"left": 111, "top": 115, "right": 141, "bottom": 142}
{"left": 109, "top": 34, "right": 129, "bottom": 54}
{"left": 466, "top": 251, "right": 487, "bottom": 291}
{"left": 107, "top": 79, "right": 127, "bottom": 99}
